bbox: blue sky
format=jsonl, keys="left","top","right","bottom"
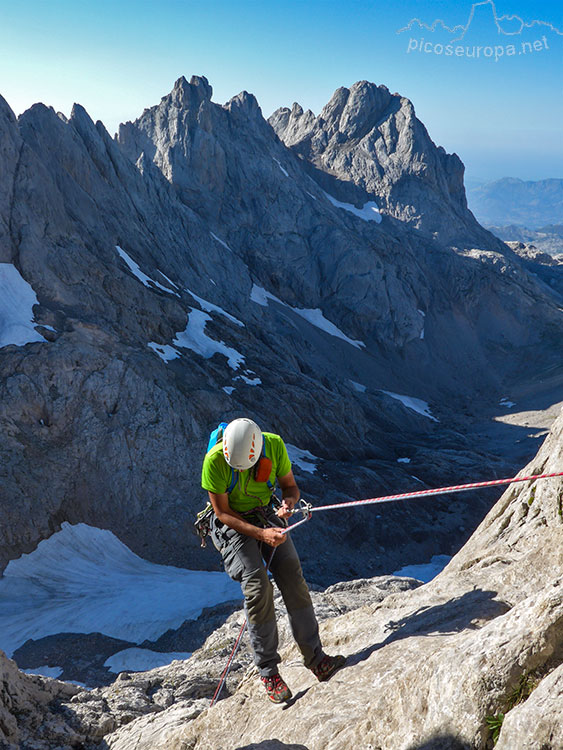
{"left": 1, "top": 0, "right": 561, "bottom": 182}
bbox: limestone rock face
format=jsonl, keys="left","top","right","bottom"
{"left": 115, "top": 408, "right": 563, "bottom": 750}
{"left": 4, "top": 409, "right": 560, "bottom": 750}
{"left": 1, "top": 76, "right": 562, "bottom": 583}
{"left": 0, "top": 649, "right": 81, "bottom": 749}
{"left": 269, "top": 81, "right": 486, "bottom": 244}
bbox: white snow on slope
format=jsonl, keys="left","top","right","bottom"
{"left": 397, "top": 457, "right": 411, "bottom": 464}
{"left": 0, "top": 264, "right": 46, "bottom": 348}
{"left": 104, "top": 648, "right": 192, "bottom": 674}
{"left": 147, "top": 342, "right": 181, "bottom": 362}
{"left": 273, "top": 158, "right": 289, "bottom": 177}
{"left": 250, "top": 284, "right": 279, "bottom": 307}
{"left": 286, "top": 444, "right": 318, "bottom": 474}
{"left": 157, "top": 271, "right": 180, "bottom": 290}
{"left": 23, "top": 666, "right": 64, "bottom": 679}
{"left": 499, "top": 397, "right": 516, "bottom": 408}
{"left": 149, "top": 309, "right": 245, "bottom": 369}
{"left": 349, "top": 380, "right": 367, "bottom": 393}
{"left": 115, "top": 246, "right": 179, "bottom": 296}
{"left": 174, "top": 310, "right": 245, "bottom": 369}
{"left": 210, "top": 232, "right": 232, "bottom": 252}
{"left": 0, "top": 522, "right": 241, "bottom": 657}
{"left": 235, "top": 373, "right": 261, "bottom": 386}
{"left": 381, "top": 391, "right": 439, "bottom": 422}
{"left": 250, "top": 284, "right": 365, "bottom": 349}
{"left": 418, "top": 309, "right": 426, "bottom": 339}
{"left": 393, "top": 555, "right": 452, "bottom": 583}
{"left": 293, "top": 308, "right": 365, "bottom": 349}
{"left": 185, "top": 288, "right": 244, "bottom": 327}
{"left": 323, "top": 191, "right": 382, "bottom": 223}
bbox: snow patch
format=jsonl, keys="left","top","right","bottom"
{"left": 273, "top": 158, "right": 289, "bottom": 177}
{"left": 185, "top": 289, "right": 244, "bottom": 327}
{"left": 236, "top": 373, "right": 261, "bottom": 386}
{"left": 499, "top": 398, "right": 516, "bottom": 408}
{"left": 0, "top": 522, "right": 241, "bottom": 657}
{"left": 104, "top": 648, "right": 192, "bottom": 674}
{"left": 397, "top": 457, "right": 411, "bottom": 464}
{"left": 393, "top": 555, "right": 452, "bottom": 583}
{"left": 210, "top": 232, "right": 232, "bottom": 252}
{"left": 174, "top": 310, "right": 245, "bottom": 369}
{"left": 22, "top": 666, "right": 64, "bottom": 679}
{"left": 323, "top": 192, "right": 382, "bottom": 224}
{"left": 157, "top": 271, "right": 180, "bottom": 291}
{"left": 0, "top": 264, "right": 46, "bottom": 348}
{"left": 147, "top": 342, "right": 181, "bottom": 362}
{"left": 294, "top": 308, "right": 365, "bottom": 349}
{"left": 306, "top": 191, "right": 317, "bottom": 201}
{"left": 286, "top": 444, "right": 318, "bottom": 474}
{"left": 250, "top": 285, "right": 365, "bottom": 349}
{"left": 115, "top": 246, "right": 179, "bottom": 296}
{"left": 381, "top": 391, "right": 439, "bottom": 422}
{"left": 250, "top": 284, "right": 280, "bottom": 307}
{"left": 223, "top": 386, "right": 235, "bottom": 395}
{"left": 349, "top": 380, "right": 367, "bottom": 393}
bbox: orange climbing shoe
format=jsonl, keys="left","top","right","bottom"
{"left": 311, "top": 654, "right": 346, "bottom": 682}
{"left": 260, "top": 673, "right": 292, "bottom": 703}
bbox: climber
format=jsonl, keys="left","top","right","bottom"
{"left": 201, "top": 417, "right": 346, "bottom": 703}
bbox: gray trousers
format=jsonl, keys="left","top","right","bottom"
{"left": 211, "top": 507, "right": 323, "bottom": 677}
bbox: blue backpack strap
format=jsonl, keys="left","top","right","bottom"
{"left": 262, "top": 439, "right": 274, "bottom": 491}
{"left": 227, "top": 467, "right": 238, "bottom": 494}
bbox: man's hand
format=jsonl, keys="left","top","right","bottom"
{"left": 260, "top": 527, "right": 287, "bottom": 547}
{"left": 276, "top": 498, "right": 295, "bottom": 520}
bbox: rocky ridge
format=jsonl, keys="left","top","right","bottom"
{"left": 1, "top": 408, "right": 562, "bottom": 749}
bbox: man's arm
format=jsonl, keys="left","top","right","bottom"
{"left": 208, "top": 491, "right": 286, "bottom": 547}
{"left": 277, "top": 470, "right": 300, "bottom": 519}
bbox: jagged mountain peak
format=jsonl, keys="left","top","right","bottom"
{"left": 225, "top": 89, "right": 262, "bottom": 118}
{"left": 0, "top": 94, "right": 16, "bottom": 124}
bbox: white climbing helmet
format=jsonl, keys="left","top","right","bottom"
{"left": 223, "top": 418, "right": 263, "bottom": 470}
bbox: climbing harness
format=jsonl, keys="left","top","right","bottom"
{"left": 209, "top": 469, "right": 563, "bottom": 704}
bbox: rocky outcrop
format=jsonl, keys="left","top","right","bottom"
{"left": 0, "top": 577, "right": 420, "bottom": 748}
{"left": 2, "top": 410, "right": 562, "bottom": 749}
{"left": 269, "top": 80, "right": 490, "bottom": 244}
{"left": 1, "top": 75, "right": 562, "bottom": 583}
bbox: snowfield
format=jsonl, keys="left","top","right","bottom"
{"left": 0, "top": 263, "right": 47, "bottom": 348}
{"left": 0, "top": 523, "right": 241, "bottom": 658}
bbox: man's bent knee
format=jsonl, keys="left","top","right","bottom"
{"left": 243, "top": 568, "right": 274, "bottom": 625}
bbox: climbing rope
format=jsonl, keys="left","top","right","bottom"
{"left": 210, "top": 544, "right": 277, "bottom": 707}
{"left": 282, "top": 470, "right": 563, "bottom": 531}
{"left": 210, "top": 469, "right": 563, "bottom": 704}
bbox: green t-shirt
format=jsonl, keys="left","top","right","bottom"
{"left": 201, "top": 432, "right": 292, "bottom": 512}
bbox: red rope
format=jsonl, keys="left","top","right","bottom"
{"left": 307, "top": 471, "right": 563, "bottom": 514}
{"left": 210, "top": 545, "right": 277, "bottom": 706}
{"left": 211, "top": 470, "right": 563, "bottom": 703}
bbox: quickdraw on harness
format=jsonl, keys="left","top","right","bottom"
{"left": 194, "top": 422, "right": 275, "bottom": 547}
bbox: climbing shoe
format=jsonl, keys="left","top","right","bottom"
{"left": 260, "top": 673, "right": 293, "bottom": 703}
{"left": 311, "top": 654, "right": 346, "bottom": 682}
